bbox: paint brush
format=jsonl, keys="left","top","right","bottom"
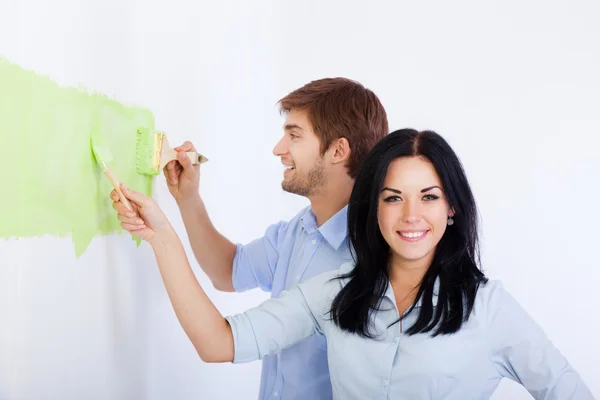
{"left": 90, "top": 119, "right": 134, "bottom": 212}
{"left": 135, "top": 128, "right": 208, "bottom": 176}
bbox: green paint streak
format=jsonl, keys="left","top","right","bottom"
{"left": 0, "top": 57, "right": 154, "bottom": 257}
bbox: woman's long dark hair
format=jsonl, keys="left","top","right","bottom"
{"left": 329, "top": 128, "right": 487, "bottom": 337}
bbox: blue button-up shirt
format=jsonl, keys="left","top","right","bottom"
{"left": 226, "top": 262, "right": 594, "bottom": 400}
{"left": 232, "top": 206, "right": 353, "bottom": 400}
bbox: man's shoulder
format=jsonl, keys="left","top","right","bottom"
{"left": 270, "top": 206, "right": 313, "bottom": 235}
{"left": 262, "top": 206, "right": 311, "bottom": 235}
{"left": 290, "top": 205, "right": 313, "bottom": 222}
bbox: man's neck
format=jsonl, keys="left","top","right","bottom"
{"left": 308, "top": 175, "right": 354, "bottom": 227}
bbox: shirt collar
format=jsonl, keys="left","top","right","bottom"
{"left": 384, "top": 277, "right": 440, "bottom": 308}
{"left": 300, "top": 205, "right": 349, "bottom": 250}
{"left": 339, "top": 262, "right": 439, "bottom": 308}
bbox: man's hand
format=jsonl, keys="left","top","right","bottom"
{"left": 164, "top": 141, "right": 201, "bottom": 204}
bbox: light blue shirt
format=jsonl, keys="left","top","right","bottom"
{"left": 232, "top": 205, "right": 353, "bottom": 400}
{"left": 226, "top": 262, "right": 594, "bottom": 400}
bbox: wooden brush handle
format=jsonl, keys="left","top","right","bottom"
{"left": 160, "top": 150, "right": 209, "bottom": 171}
{"left": 104, "top": 169, "right": 135, "bottom": 213}
{"left": 185, "top": 151, "right": 208, "bottom": 164}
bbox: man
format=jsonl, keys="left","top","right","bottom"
{"left": 165, "top": 78, "right": 388, "bottom": 399}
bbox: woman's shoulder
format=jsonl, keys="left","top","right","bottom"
{"left": 293, "top": 262, "right": 355, "bottom": 307}
{"left": 298, "top": 262, "right": 355, "bottom": 291}
{"left": 472, "top": 278, "right": 518, "bottom": 316}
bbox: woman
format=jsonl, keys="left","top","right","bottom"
{"left": 112, "top": 129, "right": 593, "bottom": 399}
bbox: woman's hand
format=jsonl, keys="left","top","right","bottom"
{"left": 110, "top": 184, "right": 173, "bottom": 242}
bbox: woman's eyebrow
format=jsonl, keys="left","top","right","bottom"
{"left": 421, "top": 185, "right": 442, "bottom": 192}
{"left": 381, "top": 187, "right": 401, "bottom": 194}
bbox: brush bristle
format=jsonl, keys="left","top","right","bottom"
{"left": 90, "top": 111, "right": 113, "bottom": 168}
{"left": 135, "top": 128, "right": 161, "bottom": 176}
{"left": 91, "top": 139, "right": 113, "bottom": 166}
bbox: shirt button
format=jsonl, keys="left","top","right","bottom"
{"left": 383, "top": 379, "right": 389, "bottom": 387}
{"left": 394, "top": 337, "right": 400, "bottom": 344}
{"left": 311, "top": 239, "right": 316, "bottom": 244}
{"left": 273, "top": 392, "right": 279, "bottom": 397}
{"left": 296, "top": 275, "right": 301, "bottom": 280}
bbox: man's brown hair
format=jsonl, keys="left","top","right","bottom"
{"left": 278, "top": 78, "right": 388, "bottom": 178}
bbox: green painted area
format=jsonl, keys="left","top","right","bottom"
{"left": 0, "top": 57, "right": 154, "bottom": 257}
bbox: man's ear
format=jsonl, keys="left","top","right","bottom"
{"left": 328, "top": 137, "right": 351, "bottom": 165}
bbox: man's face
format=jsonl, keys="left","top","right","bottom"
{"left": 272, "top": 109, "right": 326, "bottom": 197}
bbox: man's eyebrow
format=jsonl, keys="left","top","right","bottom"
{"left": 284, "top": 124, "right": 304, "bottom": 131}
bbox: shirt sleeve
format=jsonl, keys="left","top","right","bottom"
{"left": 231, "top": 221, "right": 289, "bottom": 293}
{"left": 224, "top": 270, "right": 339, "bottom": 364}
{"left": 485, "top": 281, "right": 594, "bottom": 400}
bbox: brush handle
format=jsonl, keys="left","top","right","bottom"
{"left": 185, "top": 151, "right": 208, "bottom": 164}
{"left": 160, "top": 150, "right": 208, "bottom": 171}
{"left": 104, "top": 168, "right": 135, "bottom": 213}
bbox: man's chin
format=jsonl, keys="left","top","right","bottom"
{"left": 281, "top": 182, "right": 296, "bottom": 194}
{"left": 282, "top": 181, "right": 309, "bottom": 197}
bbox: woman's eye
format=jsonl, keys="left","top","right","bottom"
{"left": 384, "top": 196, "right": 401, "bottom": 202}
{"left": 423, "top": 194, "right": 439, "bottom": 201}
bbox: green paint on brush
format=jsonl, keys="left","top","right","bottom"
{"left": 0, "top": 57, "right": 154, "bottom": 257}
{"left": 135, "top": 127, "right": 161, "bottom": 176}
{"left": 90, "top": 104, "right": 117, "bottom": 176}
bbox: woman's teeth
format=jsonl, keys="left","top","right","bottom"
{"left": 400, "top": 231, "right": 426, "bottom": 238}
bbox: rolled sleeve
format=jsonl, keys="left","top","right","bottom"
{"left": 485, "top": 281, "right": 594, "bottom": 399}
{"left": 225, "top": 313, "right": 262, "bottom": 363}
{"left": 225, "top": 270, "right": 339, "bottom": 364}
{"left": 232, "top": 221, "right": 288, "bottom": 293}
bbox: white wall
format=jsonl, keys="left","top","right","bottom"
{"left": 0, "top": 0, "right": 598, "bottom": 399}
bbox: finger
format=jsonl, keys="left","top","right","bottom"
{"left": 116, "top": 213, "right": 145, "bottom": 226}
{"left": 167, "top": 164, "right": 183, "bottom": 186}
{"left": 120, "top": 184, "right": 149, "bottom": 206}
{"left": 121, "top": 222, "right": 146, "bottom": 231}
{"left": 164, "top": 160, "right": 179, "bottom": 184}
{"left": 112, "top": 199, "right": 136, "bottom": 217}
{"left": 177, "top": 150, "right": 193, "bottom": 169}
{"left": 110, "top": 189, "right": 119, "bottom": 201}
{"left": 163, "top": 160, "right": 173, "bottom": 182}
{"left": 174, "top": 141, "right": 197, "bottom": 153}
{"left": 177, "top": 151, "right": 199, "bottom": 181}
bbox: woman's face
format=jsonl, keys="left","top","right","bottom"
{"left": 377, "top": 156, "right": 454, "bottom": 270}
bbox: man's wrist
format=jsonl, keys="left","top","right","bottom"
{"left": 176, "top": 193, "right": 202, "bottom": 211}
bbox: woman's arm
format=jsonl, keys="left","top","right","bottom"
{"left": 150, "top": 227, "right": 234, "bottom": 362}
{"left": 111, "top": 184, "right": 331, "bottom": 364}
{"left": 484, "top": 281, "right": 594, "bottom": 399}
{"left": 225, "top": 275, "right": 331, "bottom": 363}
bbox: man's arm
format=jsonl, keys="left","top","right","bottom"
{"left": 163, "top": 144, "right": 236, "bottom": 292}
{"left": 164, "top": 143, "right": 283, "bottom": 294}
{"left": 177, "top": 194, "right": 236, "bottom": 292}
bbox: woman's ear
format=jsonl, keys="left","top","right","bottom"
{"left": 448, "top": 207, "right": 455, "bottom": 218}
